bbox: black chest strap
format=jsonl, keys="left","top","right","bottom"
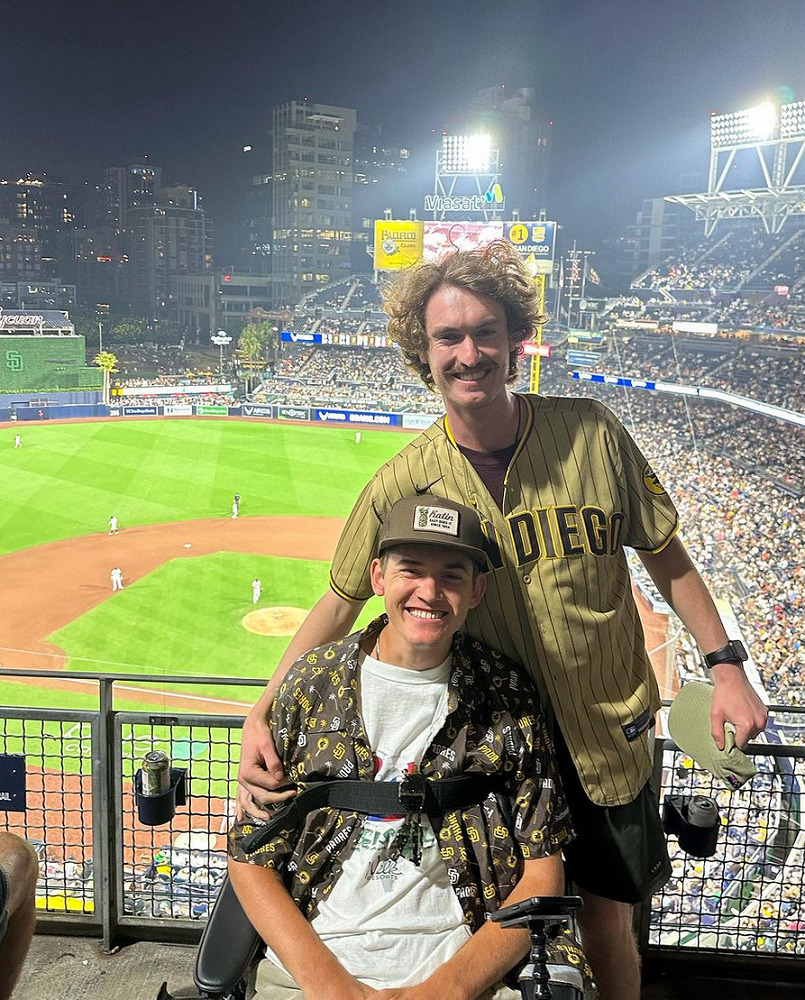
{"left": 240, "top": 772, "right": 508, "bottom": 856}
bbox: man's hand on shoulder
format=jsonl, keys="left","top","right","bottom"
{"left": 710, "top": 663, "right": 768, "bottom": 749}
{"left": 235, "top": 697, "right": 290, "bottom": 820}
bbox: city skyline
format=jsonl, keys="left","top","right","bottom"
{"left": 4, "top": 0, "right": 805, "bottom": 249}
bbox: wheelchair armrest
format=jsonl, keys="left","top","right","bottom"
{"left": 194, "top": 874, "right": 263, "bottom": 995}
{"left": 490, "top": 894, "right": 582, "bottom": 929}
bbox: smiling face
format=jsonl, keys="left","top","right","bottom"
{"left": 422, "top": 284, "right": 515, "bottom": 415}
{"left": 370, "top": 543, "right": 486, "bottom": 670}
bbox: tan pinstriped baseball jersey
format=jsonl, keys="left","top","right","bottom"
{"left": 330, "top": 394, "right": 679, "bottom": 807}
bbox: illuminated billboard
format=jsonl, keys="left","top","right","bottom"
{"left": 504, "top": 221, "right": 557, "bottom": 276}
{"left": 422, "top": 221, "right": 504, "bottom": 262}
{"left": 373, "top": 220, "right": 425, "bottom": 270}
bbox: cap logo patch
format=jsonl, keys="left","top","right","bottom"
{"left": 414, "top": 505, "right": 459, "bottom": 537}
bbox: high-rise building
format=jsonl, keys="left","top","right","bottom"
{"left": 127, "top": 186, "right": 214, "bottom": 318}
{"left": 269, "top": 100, "right": 357, "bottom": 307}
{"left": 104, "top": 163, "right": 162, "bottom": 229}
{"left": 466, "top": 86, "right": 551, "bottom": 220}
{"left": 236, "top": 139, "right": 273, "bottom": 275}
{"left": 0, "top": 174, "right": 74, "bottom": 279}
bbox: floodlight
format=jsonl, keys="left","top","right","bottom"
{"left": 710, "top": 102, "right": 781, "bottom": 147}
{"left": 780, "top": 100, "right": 805, "bottom": 139}
{"left": 465, "top": 134, "right": 492, "bottom": 171}
{"left": 746, "top": 102, "right": 776, "bottom": 140}
{"left": 440, "top": 133, "right": 493, "bottom": 173}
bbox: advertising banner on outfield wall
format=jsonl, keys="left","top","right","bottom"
{"left": 276, "top": 405, "right": 310, "bottom": 421}
{"left": 314, "top": 408, "right": 400, "bottom": 426}
{"left": 123, "top": 405, "right": 158, "bottom": 416}
{"left": 240, "top": 403, "right": 274, "bottom": 418}
{"left": 401, "top": 413, "right": 440, "bottom": 430}
{"left": 373, "top": 220, "right": 425, "bottom": 270}
{"left": 195, "top": 405, "right": 228, "bottom": 416}
{"left": 162, "top": 404, "right": 193, "bottom": 416}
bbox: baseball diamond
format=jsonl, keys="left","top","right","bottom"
{"left": 0, "top": 415, "right": 672, "bottom": 712}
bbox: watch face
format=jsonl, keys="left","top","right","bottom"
{"left": 733, "top": 640, "right": 748, "bottom": 661}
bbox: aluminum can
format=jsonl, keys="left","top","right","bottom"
{"left": 142, "top": 750, "right": 170, "bottom": 796}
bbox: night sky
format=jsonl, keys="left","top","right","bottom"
{"left": 4, "top": 1, "right": 804, "bottom": 250}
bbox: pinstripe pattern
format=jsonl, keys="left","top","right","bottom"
{"left": 330, "top": 394, "right": 679, "bottom": 806}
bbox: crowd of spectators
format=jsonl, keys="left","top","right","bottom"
{"left": 121, "top": 391, "right": 236, "bottom": 407}
{"left": 252, "top": 344, "right": 443, "bottom": 413}
{"left": 634, "top": 229, "right": 781, "bottom": 292}
{"left": 557, "top": 381, "right": 803, "bottom": 709}
{"left": 581, "top": 330, "right": 805, "bottom": 413}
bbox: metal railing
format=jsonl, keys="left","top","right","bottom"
{"left": 1, "top": 668, "right": 803, "bottom": 977}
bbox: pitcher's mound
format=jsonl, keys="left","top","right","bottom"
{"left": 242, "top": 606, "right": 308, "bottom": 636}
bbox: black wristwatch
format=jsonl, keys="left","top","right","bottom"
{"left": 703, "top": 640, "right": 748, "bottom": 670}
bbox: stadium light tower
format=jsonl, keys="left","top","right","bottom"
{"left": 430, "top": 133, "right": 505, "bottom": 221}
{"left": 667, "top": 98, "right": 805, "bottom": 235}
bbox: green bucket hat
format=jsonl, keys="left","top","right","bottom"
{"left": 667, "top": 681, "right": 757, "bottom": 789}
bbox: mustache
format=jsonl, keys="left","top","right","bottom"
{"left": 446, "top": 361, "right": 498, "bottom": 376}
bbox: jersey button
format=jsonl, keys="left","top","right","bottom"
{"left": 522, "top": 574, "right": 531, "bottom": 584}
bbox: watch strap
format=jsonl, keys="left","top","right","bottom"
{"left": 703, "top": 640, "right": 747, "bottom": 670}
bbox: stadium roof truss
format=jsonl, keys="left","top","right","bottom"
{"left": 666, "top": 100, "right": 805, "bottom": 235}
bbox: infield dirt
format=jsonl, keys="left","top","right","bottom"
{"left": 1, "top": 516, "right": 343, "bottom": 713}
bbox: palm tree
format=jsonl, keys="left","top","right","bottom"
{"left": 237, "top": 326, "right": 264, "bottom": 393}
{"left": 94, "top": 351, "right": 119, "bottom": 405}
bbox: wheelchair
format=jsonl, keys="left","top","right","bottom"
{"left": 157, "top": 876, "right": 585, "bottom": 1000}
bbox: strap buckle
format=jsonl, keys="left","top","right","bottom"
{"left": 398, "top": 771, "right": 426, "bottom": 813}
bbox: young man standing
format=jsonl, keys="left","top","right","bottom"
{"left": 229, "top": 496, "right": 580, "bottom": 1000}
{"left": 236, "top": 241, "right": 767, "bottom": 999}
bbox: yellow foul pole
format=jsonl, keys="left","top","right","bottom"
{"left": 529, "top": 272, "right": 546, "bottom": 395}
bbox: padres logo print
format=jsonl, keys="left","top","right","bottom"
{"left": 642, "top": 463, "right": 666, "bottom": 495}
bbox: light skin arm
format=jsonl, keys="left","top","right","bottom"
{"left": 227, "top": 858, "right": 377, "bottom": 1000}
{"left": 371, "top": 853, "right": 564, "bottom": 1000}
{"left": 638, "top": 535, "right": 768, "bottom": 748}
{"left": 236, "top": 588, "right": 365, "bottom": 815}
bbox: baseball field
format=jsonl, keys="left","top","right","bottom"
{"left": 1, "top": 417, "right": 414, "bottom": 715}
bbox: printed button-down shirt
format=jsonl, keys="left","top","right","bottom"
{"left": 229, "top": 616, "right": 574, "bottom": 931}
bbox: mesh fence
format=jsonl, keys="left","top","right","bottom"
{"left": 649, "top": 739, "right": 805, "bottom": 959}
{"left": 117, "top": 715, "right": 241, "bottom": 922}
{"left": 1, "top": 688, "right": 804, "bottom": 966}
{"left": 0, "top": 710, "right": 96, "bottom": 916}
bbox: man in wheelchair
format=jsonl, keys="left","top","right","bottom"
{"left": 228, "top": 496, "right": 591, "bottom": 1000}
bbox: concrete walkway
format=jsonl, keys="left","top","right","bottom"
{"left": 15, "top": 934, "right": 198, "bottom": 1000}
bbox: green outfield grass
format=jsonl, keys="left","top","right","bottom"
{"left": 3, "top": 419, "right": 400, "bottom": 713}
{"left": 0, "top": 419, "right": 414, "bottom": 555}
{"left": 49, "top": 551, "right": 383, "bottom": 701}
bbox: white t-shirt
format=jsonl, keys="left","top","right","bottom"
{"left": 265, "top": 651, "right": 471, "bottom": 988}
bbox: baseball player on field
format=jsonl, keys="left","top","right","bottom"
{"left": 236, "top": 241, "right": 767, "bottom": 1000}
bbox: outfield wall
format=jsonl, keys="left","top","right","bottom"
{"left": 0, "top": 400, "right": 440, "bottom": 429}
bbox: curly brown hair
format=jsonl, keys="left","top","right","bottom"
{"left": 382, "top": 239, "right": 549, "bottom": 389}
